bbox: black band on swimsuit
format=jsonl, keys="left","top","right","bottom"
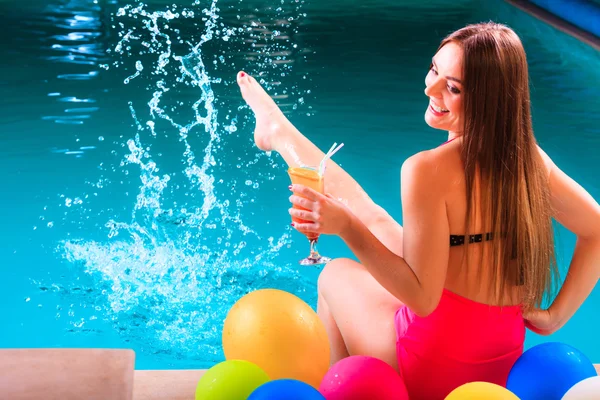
{"left": 449, "top": 232, "right": 494, "bottom": 247}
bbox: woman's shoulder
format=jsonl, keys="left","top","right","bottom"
{"left": 535, "top": 144, "right": 600, "bottom": 240}
{"left": 403, "top": 140, "right": 460, "bottom": 175}
{"left": 400, "top": 144, "right": 457, "bottom": 192}
{"left": 535, "top": 145, "right": 554, "bottom": 181}
{"left": 403, "top": 141, "right": 552, "bottom": 181}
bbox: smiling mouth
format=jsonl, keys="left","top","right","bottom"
{"left": 429, "top": 101, "right": 449, "bottom": 116}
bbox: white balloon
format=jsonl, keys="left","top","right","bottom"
{"left": 562, "top": 376, "right": 600, "bottom": 400}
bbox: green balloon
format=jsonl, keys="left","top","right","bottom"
{"left": 195, "top": 359, "right": 271, "bottom": 400}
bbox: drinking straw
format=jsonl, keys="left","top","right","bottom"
{"left": 318, "top": 142, "right": 337, "bottom": 174}
{"left": 318, "top": 142, "right": 344, "bottom": 176}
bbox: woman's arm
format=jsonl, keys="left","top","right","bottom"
{"left": 533, "top": 149, "right": 600, "bottom": 334}
{"left": 364, "top": 204, "right": 405, "bottom": 257}
{"left": 548, "top": 237, "right": 600, "bottom": 332}
{"left": 338, "top": 151, "right": 450, "bottom": 317}
{"left": 289, "top": 150, "right": 447, "bottom": 316}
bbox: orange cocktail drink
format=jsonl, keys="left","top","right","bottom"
{"left": 288, "top": 166, "right": 323, "bottom": 240}
{"left": 288, "top": 166, "right": 331, "bottom": 265}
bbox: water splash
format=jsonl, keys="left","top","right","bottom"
{"left": 58, "top": 0, "right": 313, "bottom": 363}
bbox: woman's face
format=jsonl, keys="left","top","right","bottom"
{"left": 424, "top": 42, "right": 464, "bottom": 134}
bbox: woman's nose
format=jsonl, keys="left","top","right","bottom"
{"left": 424, "top": 77, "right": 443, "bottom": 98}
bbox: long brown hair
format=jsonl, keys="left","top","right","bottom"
{"left": 440, "top": 22, "right": 558, "bottom": 310}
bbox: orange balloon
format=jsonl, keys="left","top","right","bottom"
{"left": 222, "top": 289, "right": 330, "bottom": 389}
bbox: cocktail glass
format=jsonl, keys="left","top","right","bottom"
{"left": 288, "top": 166, "right": 332, "bottom": 265}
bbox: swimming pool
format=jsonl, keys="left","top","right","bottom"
{"left": 2, "top": 0, "right": 599, "bottom": 370}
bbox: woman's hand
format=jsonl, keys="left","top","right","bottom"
{"left": 523, "top": 308, "right": 559, "bottom": 336}
{"left": 288, "top": 184, "right": 353, "bottom": 236}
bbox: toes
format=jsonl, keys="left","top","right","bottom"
{"left": 237, "top": 71, "right": 250, "bottom": 85}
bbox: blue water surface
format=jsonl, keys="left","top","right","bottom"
{"left": 1, "top": 0, "right": 599, "bottom": 369}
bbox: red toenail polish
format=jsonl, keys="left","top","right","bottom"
{"left": 240, "top": 72, "right": 245, "bottom": 77}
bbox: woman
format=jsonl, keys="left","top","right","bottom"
{"left": 236, "top": 22, "right": 600, "bottom": 399}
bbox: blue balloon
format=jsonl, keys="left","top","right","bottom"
{"left": 248, "top": 379, "right": 326, "bottom": 400}
{"left": 507, "top": 342, "right": 597, "bottom": 400}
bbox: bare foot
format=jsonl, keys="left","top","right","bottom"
{"left": 237, "top": 71, "right": 287, "bottom": 152}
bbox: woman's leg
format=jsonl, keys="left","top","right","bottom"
{"left": 317, "top": 257, "right": 403, "bottom": 369}
{"left": 237, "top": 71, "right": 403, "bottom": 255}
{"left": 237, "top": 72, "right": 404, "bottom": 367}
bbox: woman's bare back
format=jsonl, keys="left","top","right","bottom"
{"left": 429, "top": 138, "right": 555, "bottom": 306}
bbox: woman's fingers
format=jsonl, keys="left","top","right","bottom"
{"left": 289, "top": 207, "right": 315, "bottom": 221}
{"left": 291, "top": 221, "right": 319, "bottom": 232}
{"left": 289, "top": 194, "right": 317, "bottom": 210}
{"left": 290, "top": 184, "right": 320, "bottom": 201}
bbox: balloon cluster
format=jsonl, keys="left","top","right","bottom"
{"left": 445, "top": 342, "right": 599, "bottom": 400}
{"left": 195, "top": 288, "right": 408, "bottom": 399}
{"left": 195, "top": 289, "right": 598, "bottom": 399}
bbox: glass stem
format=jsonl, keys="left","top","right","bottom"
{"left": 309, "top": 238, "right": 320, "bottom": 259}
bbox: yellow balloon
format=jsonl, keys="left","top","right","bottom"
{"left": 445, "top": 382, "right": 520, "bottom": 400}
{"left": 222, "top": 289, "right": 330, "bottom": 389}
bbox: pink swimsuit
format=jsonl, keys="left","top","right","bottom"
{"left": 393, "top": 137, "right": 525, "bottom": 398}
{"left": 395, "top": 289, "right": 525, "bottom": 399}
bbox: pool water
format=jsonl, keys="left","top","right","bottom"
{"left": 1, "top": 0, "right": 599, "bottom": 369}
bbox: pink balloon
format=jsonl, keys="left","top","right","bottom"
{"left": 319, "top": 355, "right": 409, "bottom": 400}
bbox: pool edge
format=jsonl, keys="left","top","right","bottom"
{"left": 132, "top": 365, "right": 600, "bottom": 399}
{"left": 504, "top": 0, "right": 600, "bottom": 51}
